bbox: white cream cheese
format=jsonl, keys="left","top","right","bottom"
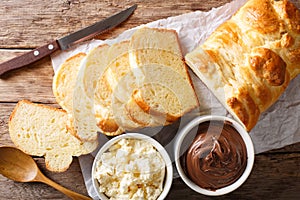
{"left": 94, "top": 138, "right": 166, "bottom": 200}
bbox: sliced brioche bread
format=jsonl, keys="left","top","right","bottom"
{"left": 109, "top": 58, "right": 165, "bottom": 129}
{"left": 94, "top": 41, "right": 139, "bottom": 135}
{"left": 53, "top": 52, "right": 86, "bottom": 113}
{"left": 53, "top": 52, "right": 96, "bottom": 141}
{"left": 104, "top": 41, "right": 165, "bottom": 128}
{"left": 94, "top": 41, "right": 169, "bottom": 135}
{"left": 72, "top": 44, "right": 110, "bottom": 141}
{"left": 54, "top": 28, "right": 199, "bottom": 137}
{"left": 132, "top": 64, "right": 199, "bottom": 121}
{"left": 129, "top": 27, "right": 199, "bottom": 120}
{"left": 127, "top": 48, "right": 194, "bottom": 122}
{"left": 83, "top": 44, "right": 111, "bottom": 99}
{"left": 9, "top": 100, "right": 97, "bottom": 172}
{"left": 129, "top": 27, "right": 182, "bottom": 55}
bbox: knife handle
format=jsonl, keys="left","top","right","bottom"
{"left": 0, "top": 41, "right": 60, "bottom": 76}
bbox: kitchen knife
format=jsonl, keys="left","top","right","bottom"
{"left": 0, "top": 4, "right": 137, "bottom": 76}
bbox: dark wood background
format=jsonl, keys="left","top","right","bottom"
{"left": 0, "top": 0, "right": 299, "bottom": 199}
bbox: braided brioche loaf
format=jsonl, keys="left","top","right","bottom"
{"left": 185, "top": 0, "right": 300, "bottom": 131}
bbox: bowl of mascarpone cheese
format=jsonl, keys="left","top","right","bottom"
{"left": 174, "top": 115, "right": 255, "bottom": 196}
{"left": 92, "top": 133, "right": 173, "bottom": 200}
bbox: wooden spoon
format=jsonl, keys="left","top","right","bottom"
{"left": 0, "top": 146, "right": 91, "bottom": 200}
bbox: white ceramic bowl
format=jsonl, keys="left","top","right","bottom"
{"left": 174, "top": 115, "right": 255, "bottom": 196}
{"left": 92, "top": 133, "right": 173, "bottom": 200}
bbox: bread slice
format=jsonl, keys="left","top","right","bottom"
{"left": 129, "top": 27, "right": 182, "bottom": 55}
{"left": 8, "top": 100, "right": 97, "bottom": 172}
{"left": 71, "top": 44, "right": 110, "bottom": 141}
{"left": 107, "top": 43, "right": 168, "bottom": 127}
{"left": 53, "top": 52, "right": 97, "bottom": 141}
{"left": 132, "top": 64, "right": 199, "bottom": 121}
{"left": 94, "top": 41, "right": 172, "bottom": 135}
{"left": 53, "top": 52, "right": 86, "bottom": 113}
{"left": 124, "top": 97, "right": 168, "bottom": 126}
{"left": 129, "top": 27, "right": 199, "bottom": 121}
{"left": 122, "top": 48, "right": 188, "bottom": 124}
{"left": 94, "top": 41, "right": 141, "bottom": 135}
{"left": 108, "top": 42, "right": 170, "bottom": 128}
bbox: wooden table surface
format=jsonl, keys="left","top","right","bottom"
{"left": 0, "top": 0, "right": 299, "bottom": 199}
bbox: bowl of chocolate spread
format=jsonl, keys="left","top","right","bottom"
{"left": 174, "top": 115, "right": 254, "bottom": 196}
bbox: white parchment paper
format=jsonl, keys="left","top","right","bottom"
{"left": 51, "top": 0, "right": 300, "bottom": 198}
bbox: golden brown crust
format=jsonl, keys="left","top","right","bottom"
{"left": 8, "top": 101, "right": 20, "bottom": 124}
{"left": 125, "top": 97, "right": 175, "bottom": 126}
{"left": 227, "top": 97, "right": 249, "bottom": 128}
{"left": 65, "top": 52, "right": 86, "bottom": 63}
{"left": 249, "top": 48, "right": 286, "bottom": 86}
{"left": 283, "top": 0, "right": 300, "bottom": 33}
{"left": 52, "top": 52, "right": 86, "bottom": 112}
{"left": 239, "top": 89, "right": 260, "bottom": 131}
{"left": 97, "top": 118, "right": 120, "bottom": 133}
{"left": 45, "top": 160, "right": 69, "bottom": 173}
{"left": 132, "top": 89, "right": 180, "bottom": 122}
{"left": 242, "top": 0, "right": 280, "bottom": 34}
{"left": 288, "top": 48, "right": 300, "bottom": 63}
{"left": 186, "top": 0, "right": 300, "bottom": 131}
{"left": 132, "top": 89, "right": 151, "bottom": 113}
{"left": 125, "top": 99, "right": 150, "bottom": 126}
{"left": 12, "top": 100, "right": 67, "bottom": 115}
{"left": 227, "top": 88, "right": 260, "bottom": 131}
{"left": 281, "top": 33, "right": 294, "bottom": 48}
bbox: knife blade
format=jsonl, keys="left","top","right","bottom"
{"left": 0, "top": 4, "right": 137, "bottom": 76}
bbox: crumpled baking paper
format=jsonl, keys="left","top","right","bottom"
{"left": 51, "top": 0, "right": 300, "bottom": 198}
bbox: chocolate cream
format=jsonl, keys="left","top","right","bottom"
{"left": 182, "top": 121, "right": 247, "bottom": 191}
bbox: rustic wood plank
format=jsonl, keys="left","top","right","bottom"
{"left": 0, "top": 0, "right": 299, "bottom": 49}
{"left": 0, "top": 103, "right": 14, "bottom": 146}
{"left": 168, "top": 153, "right": 300, "bottom": 200}
{"left": 0, "top": 152, "right": 299, "bottom": 199}
{"left": 0, "top": 50, "right": 56, "bottom": 103}
{"left": 0, "top": 0, "right": 235, "bottom": 49}
{"left": 0, "top": 157, "right": 88, "bottom": 200}
{"left": 1, "top": 0, "right": 300, "bottom": 199}
{"left": 265, "top": 143, "right": 300, "bottom": 153}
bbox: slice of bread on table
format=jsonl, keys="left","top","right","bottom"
{"left": 9, "top": 100, "right": 97, "bottom": 172}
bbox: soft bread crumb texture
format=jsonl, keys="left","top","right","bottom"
{"left": 52, "top": 52, "right": 86, "bottom": 113}
{"left": 129, "top": 27, "right": 199, "bottom": 123}
{"left": 71, "top": 44, "right": 111, "bottom": 141}
{"left": 9, "top": 100, "right": 97, "bottom": 172}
